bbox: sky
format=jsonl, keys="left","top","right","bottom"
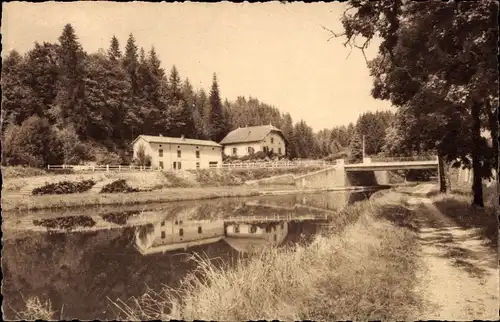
{"left": 2, "top": 1, "right": 395, "bottom": 131}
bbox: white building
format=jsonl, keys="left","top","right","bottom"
{"left": 219, "top": 124, "right": 287, "bottom": 157}
{"left": 132, "top": 135, "right": 222, "bottom": 170}
{"left": 224, "top": 221, "right": 289, "bottom": 253}
{"left": 134, "top": 218, "right": 225, "bottom": 255}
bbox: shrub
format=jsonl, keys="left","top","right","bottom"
{"left": 101, "top": 211, "right": 142, "bottom": 225}
{"left": 162, "top": 171, "right": 193, "bottom": 188}
{"left": 57, "top": 125, "right": 91, "bottom": 164}
{"left": 33, "top": 215, "right": 96, "bottom": 230}
{"left": 32, "top": 180, "right": 96, "bottom": 195}
{"left": 133, "top": 144, "right": 152, "bottom": 166}
{"left": 100, "top": 179, "right": 139, "bottom": 193}
{"left": 2, "top": 116, "right": 63, "bottom": 167}
{"left": 95, "top": 150, "right": 123, "bottom": 165}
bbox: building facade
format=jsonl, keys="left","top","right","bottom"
{"left": 132, "top": 135, "right": 222, "bottom": 170}
{"left": 134, "top": 218, "right": 226, "bottom": 255}
{"left": 219, "top": 125, "right": 287, "bottom": 158}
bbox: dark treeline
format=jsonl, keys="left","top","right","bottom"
{"left": 1, "top": 24, "right": 395, "bottom": 167}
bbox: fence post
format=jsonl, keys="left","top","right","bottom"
{"left": 47, "top": 165, "right": 50, "bottom": 170}
{"left": 106, "top": 165, "right": 109, "bottom": 172}
{"left": 119, "top": 165, "right": 121, "bottom": 172}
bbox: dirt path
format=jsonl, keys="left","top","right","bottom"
{"left": 406, "top": 195, "right": 499, "bottom": 320}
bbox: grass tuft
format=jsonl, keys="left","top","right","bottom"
{"left": 15, "top": 296, "right": 55, "bottom": 321}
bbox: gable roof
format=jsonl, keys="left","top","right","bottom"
{"left": 219, "top": 125, "right": 288, "bottom": 145}
{"left": 132, "top": 135, "right": 221, "bottom": 147}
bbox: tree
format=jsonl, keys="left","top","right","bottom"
{"left": 335, "top": 0, "right": 498, "bottom": 206}
{"left": 348, "top": 131, "right": 363, "bottom": 163}
{"left": 133, "top": 144, "right": 152, "bottom": 166}
{"left": 122, "top": 33, "right": 139, "bottom": 95}
{"left": 208, "top": 73, "right": 227, "bottom": 142}
{"left": 107, "top": 35, "right": 122, "bottom": 61}
{"left": 54, "top": 24, "right": 87, "bottom": 136}
{"left": 2, "top": 116, "right": 63, "bottom": 167}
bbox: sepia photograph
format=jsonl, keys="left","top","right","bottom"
{"left": 1, "top": 1, "right": 498, "bottom": 321}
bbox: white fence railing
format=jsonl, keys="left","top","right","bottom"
{"left": 47, "top": 160, "right": 337, "bottom": 172}
{"left": 47, "top": 164, "right": 154, "bottom": 172}
{"left": 366, "top": 155, "right": 439, "bottom": 163}
{"left": 221, "top": 160, "right": 336, "bottom": 169}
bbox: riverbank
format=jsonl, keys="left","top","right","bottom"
{"left": 109, "top": 185, "right": 497, "bottom": 321}
{"left": 109, "top": 190, "right": 423, "bottom": 320}
{"left": 2, "top": 184, "right": 389, "bottom": 212}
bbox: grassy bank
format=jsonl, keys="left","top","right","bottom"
{"left": 431, "top": 193, "right": 498, "bottom": 249}
{"left": 111, "top": 192, "right": 422, "bottom": 321}
{"left": 1, "top": 186, "right": 270, "bottom": 212}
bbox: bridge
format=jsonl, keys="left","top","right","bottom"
{"left": 344, "top": 156, "right": 439, "bottom": 172}
{"left": 294, "top": 155, "right": 441, "bottom": 190}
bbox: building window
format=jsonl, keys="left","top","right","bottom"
{"left": 161, "top": 231, "right": 166, "bottom": 239}
{"left": 179, "top": 228, "right": 184, "bottom": 236}
{"left": 159, "top": 149, "right": 163, "bottom": 157}
{"left": 232, "top": 147, "right": 237, "bottom": 156}
{"left": 265, "top": 226, "right": 272, "bottom": 233}
{"left": 271, "top": 138, "right": 274, "bottom": 144}
{"left": 248, "top": 147, "right": 254, "bottom": 154}
{"left": 178, "top": 162, "right": 182, "bottom": 170}
{"left": 271, "top": 148, "right": 274, "bottom": 153}
{"left": 173, "top": 162, "right": 177, "bottom": 170}
{"left": 263, "top": 146, "right": 268, "bottom": 153}
{"left": 177, "top": 150, "right": 181, "bottom": 158}
{"left": 278, "top": 148, "right": 282, "bottom": 155}
{"left": 250, "top": 225, "right": 257, "bottom": 233}
{"left": 159, "top": 161, "right": 164, "bottom": 169}
{"left": 234, "top": 225, "right": 240, "bottom": 233}
{"left": 274, "top": 234, "right": 277, "bottom": 242}
{"left": 196, "top": 162, "right": 200, "bottom": 169}
{"left": 198, "top": 226, "right": 202, "bottom": 234}
{"left": 196, "top": 150, "right": 200, "bottom": 158}
{"left": 161, "top": 221, "right": 165, "bottom": 226}
{"left": 280, "top": 222, "right": 284, "bottom": 229}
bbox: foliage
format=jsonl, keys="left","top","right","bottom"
{"left": 101, "top": 210, "right": 142, "bottom": 225}
{"left": 336, "top": 0, "right": 498, "bottom": 206}
{"left": 100, "top": 179, "right": 139, "bottom": 193}
{"left": 33, "top": 215, "right": 96, "bottom": 230}
{"left": 32, "top": 180, "right": 96, "bottom": 195}
{"left": 2, "top": 116, "right": 63, "bottom": 167}
{"left": 133, "top": 144, "right": 152, "bottom": 166}
{"left": 348, "top": 131, "right": 363, "bottom": 163}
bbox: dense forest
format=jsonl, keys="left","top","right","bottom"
{"left": 1, "top": 24, "right": 395, "bottom": 167}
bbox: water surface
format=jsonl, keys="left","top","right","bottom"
{"left": 2, "top": 190, "right": 377, "bottom": 320}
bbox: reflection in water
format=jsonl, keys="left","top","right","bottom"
{"left": 2, "top": 190, "right": 379, "bottom": 320}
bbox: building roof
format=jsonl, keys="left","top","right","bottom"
{"left": 132, "top": 135, "right": 221, "bottom": 147}
{"left": 219, "top": 125, "right": 288, "bottom": 145}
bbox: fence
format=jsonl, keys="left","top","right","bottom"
{"left": 366, "top": 155, "right": 439, "bottom": 163}
{"left": 47, "top": 164, "right": 154, "bottom": 172}
{"left": 221, "top": 160, "right": 337, "bottom": 169}
{"left": 47, "top": 160, "right": 337, "bottom": 172}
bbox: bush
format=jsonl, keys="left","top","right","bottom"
{"left": 95, "top": 150, "right": 123, "bottom": 165}
{"left": 32, "top": 180, "right": 96, "bottom": 195}
{"left": 101, "top": 211, "right": 141, "bottom": 225}
{"left": 33, "top": 215, "right": 96, "bottom": 230}
{"left": 2, "top": 116, "right": 63, "bottom": 167}
{"left": 133, "top": 144, "right": 152, "bottom": 166}
{"left": 100, "top": 179, "right": 139, "bottom": 193}
{"left": 57, "top": 125, "right": 91, "bottom": 164}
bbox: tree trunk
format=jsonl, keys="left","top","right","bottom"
{"left": 471, "top": 101, "right": 484, "bottom": 207}
{"left": 438, "top": 155, "right": 451, "bottom": 193}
